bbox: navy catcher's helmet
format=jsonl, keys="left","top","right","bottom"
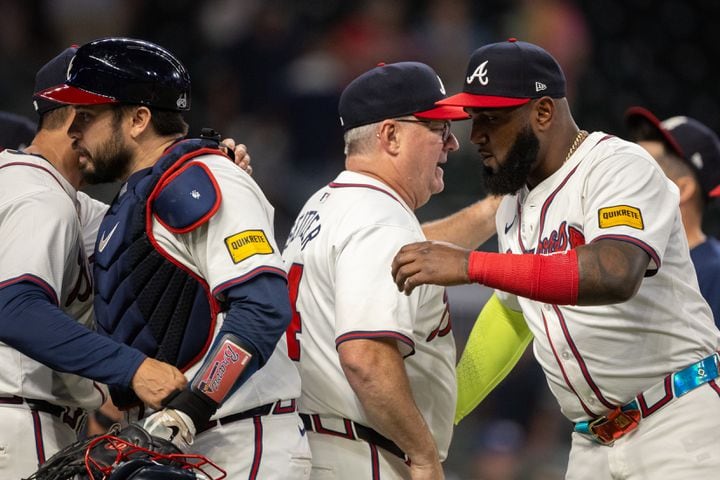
{"left": 108, "top": 459, "right": 198, "bottom": 479}
{"left": 37, "top": 37, "right": 190, "bottom": 111}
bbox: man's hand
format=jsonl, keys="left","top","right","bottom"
{"left": 221, "top": 138, "right": 252, "bottom": 175}
{"left": 391, "top": 241, "right": 471, "bottom": 295}
{"left": 138, "top": 408, "right": 196, "bottom": 452}
{"left": 130, "top": 357, "right": 187, "bottom": 410}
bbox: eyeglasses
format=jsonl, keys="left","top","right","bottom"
{"left": 396, "top": 119, "right": 452, "bottom": 143}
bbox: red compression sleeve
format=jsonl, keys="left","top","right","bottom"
{"left": 468, "top": 250, "right": 579, "bottom": 305}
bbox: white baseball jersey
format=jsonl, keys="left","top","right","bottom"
{"left": 146, "top": 154, "right": 301, "bottom": 417}
{"left": 0, "top": 149, "right": 104, "bottom": 408}
{"left": 282, "top": 170, "right": 457, "bottom": 459}
{"left": 495, "top": 132, "right": 720, "bottom": 423}
{"left": 106, "top": 152, "right": 312, "bottom": 478}
{"left": 0, "top": 149, "right": 108, "bottom": 479}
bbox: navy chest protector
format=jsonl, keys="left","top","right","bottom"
{"left": 93, "top": 139, "right": 227, "bottom": 408}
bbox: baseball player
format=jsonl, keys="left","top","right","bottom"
{"left": 0, "top": 47, "right": 187, "bottom": 479}
{"left": 282, "top": 62, "right": 468, "bottom": 479}
{"left": 39, "top": 37, "right": 311, "bottom": 479}
{"left": 625, "top": 107, "right": 720, "bottom": 326}
{"left": 392, "top": 39, "right": 720, "bottom": 479}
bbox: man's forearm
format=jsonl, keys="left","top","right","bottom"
{"left": 421, "top": 196, "right": 501, "bottom": 249}
{"left": 338, "top": 338, "right": 440, "bottom": 467}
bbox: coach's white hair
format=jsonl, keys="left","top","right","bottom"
{"left": 343, "top": 122, "right": 381, "bottom": 156}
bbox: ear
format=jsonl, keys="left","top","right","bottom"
{"left": 128, "top": 106, "right": 153, "bottom": 139}
{"left": 533, "top": 97, "right": 554, "bottom": 132}
{"left": 675, "top": 175, "right": 698, "bottom": 205}
{"left": 377, "top": 120, "right": 401, "bottom": 156}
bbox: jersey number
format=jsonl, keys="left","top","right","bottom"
{"left": 286, "top": 263, "right": 303, "bottom": 361}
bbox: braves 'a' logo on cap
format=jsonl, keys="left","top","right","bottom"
{"left": 466, "top": 60, "right": 489, "bottom": 86}
{"left": 66, "top": 55, "right": 75, "bottom": 80}
{"left": 436, "top": 75, "right": 446, "bottom": 95}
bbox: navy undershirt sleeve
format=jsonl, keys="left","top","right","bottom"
{"left": 0, "top": 281, "right": 146, "bottom": 387}
{"left": 206, "top": 272, "right": 291, "bottom": 390}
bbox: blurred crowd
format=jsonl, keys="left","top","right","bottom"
{"left": 2, "top": 0, "right": 719, "bottom": 478}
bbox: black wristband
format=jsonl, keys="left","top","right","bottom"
{"left": 164, "top": 388, "right": 217, "bottom": 427}
{"left": 92, "top": 409, "right": 119, "bottom": 431}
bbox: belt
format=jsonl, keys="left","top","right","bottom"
{"left": 574, "top": 352, "right": 720, "bottom": 445}
{"left": 300, "top": 413, "right": 407, "bottom": 462}
{"left": 0, "top": 395, "right": 87, "bottom": 433}
{"left": 196, "top": 399, "right": 297, "bottom": 435}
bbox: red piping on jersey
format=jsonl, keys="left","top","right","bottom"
{"left": 328, "top": 182, "right": 406, "bottom": 208}
{"left": 0, "top": 161, "right": 66, "bottom": 191}
{"left": 369, "top": 443, "right": 380, "bottom": 480}
{"left": 709, "top": 379, "right": 720, "bottom": 398}
{"left": 552, "top": 305, "right": 617, "bottom": 410}
{"left": 0, "top": 274, "right": 59, "bottom": 306}
{"left": 249, "top": 416, "right": 263, "bottom": 479}
{"left": 212, "top": 265, "right": 288, "bottom": 297}
{"left": 145, "top": 147, "right": 224, "bottom": 373}
{"left": 336, "top": 330, "right": 416, "bottom": 357}
{"left": 591, "top": 234, "right": 661, "bottom": 275}
{"left": 515, "top": 197, "right": 526, "bottom": 251}
{"left": 534, "top": 164, "right": 582, "bottom": 250}
{"left": 541, "top": 312, "right": 599, "bottom": 418}
{"left": 154, "top": 161, "right": 222, "bottom": 234}
{"left": 517, "top": 133, "right": 612, "bottom": 254}
{"left": 32, "top": 410, "right": 46, "bottom": 465}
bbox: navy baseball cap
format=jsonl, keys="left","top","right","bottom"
{"left": 33, "top": 46, "right": 78, "bottom": 116}
{"left": 438, "top": 38, "right": 566, "bottom": 108}
{"left": 625, "top": 106, "right": 720, "bottom": 199}
{"left": 338, "top": 61, "right": 468, "bottom": 132}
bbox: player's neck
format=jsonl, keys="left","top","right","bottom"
{"left": 681, "top": 204, "right": 706, "bottom": 249}
{"left": 346, "top": 154, "right": 418, "bottom": 210}
{"left": 25, "top": 132, "right": 83, "bottom": 190}
{"left": 126, "top": 134, "right": 184, "bottom": 179}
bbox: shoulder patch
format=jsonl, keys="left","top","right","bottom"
{"left": 225, "top": 230, "right": 274, "bottom": 263}
{"left": 598, "top": 205, "right": 644, "bottom": 230}
{"left": 154, "top": 162, "right": 221, "bottom": 233}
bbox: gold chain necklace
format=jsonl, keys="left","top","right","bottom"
{"left": 565, "top": 129, "right": 588, "bottom": 164}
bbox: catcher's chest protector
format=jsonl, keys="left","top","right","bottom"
{"left": 93, "top": 139, "right": 222, "bottom": 408}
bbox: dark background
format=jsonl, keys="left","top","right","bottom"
{"left": 2, "top": 1, "right": 718, "bottom": 478}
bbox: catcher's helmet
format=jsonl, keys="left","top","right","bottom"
{"left": 37, "top": 37, "right": 190, "bottom": 111}
{"left": 108, "top": 460, "right": 197, "bottom": 480}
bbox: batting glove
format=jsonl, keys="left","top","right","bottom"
{"left": 138, "top": 408, "right": 196, "bottom": 452}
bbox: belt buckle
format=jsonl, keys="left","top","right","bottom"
{"left": 588, "top": 408, "right": 641, "bottom": 446}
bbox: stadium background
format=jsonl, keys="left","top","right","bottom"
{"left": 1, "top": 0, "right": 718, "bottom": 478}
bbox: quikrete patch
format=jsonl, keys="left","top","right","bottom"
{"left": 225, "top": 230, "right": 273, "bottom": 263}
{"left": 598, "top": 205, "right": 644, "bottom": 230}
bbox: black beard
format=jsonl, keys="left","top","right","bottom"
{"left": 81, "top": 125, "right": 133, "bottom": 184}
{"left": 482, "top": 125, "right": 539, "bottom": 195}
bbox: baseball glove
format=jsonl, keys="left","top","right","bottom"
{"left": 23, "top": 424, "right": 226, "bottom": 480}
